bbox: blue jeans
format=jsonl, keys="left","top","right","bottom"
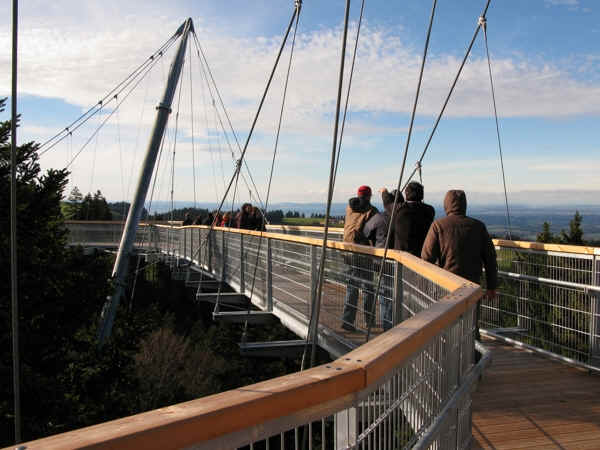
{"left": 378, "top": 273, "right": 394, "bottom": 331}
{"left": 342, "top": 266, "right": 374, "bottom": 329}
{"left": 379, "top": 295, "right": 393, "bottom": 331}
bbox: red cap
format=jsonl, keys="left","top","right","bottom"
{"left": 357, "top": 185, "right": 372, "bottom": 197}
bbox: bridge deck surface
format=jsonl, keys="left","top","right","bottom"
{"left": 472, "top": 337, "right": 600, "bottom": 449}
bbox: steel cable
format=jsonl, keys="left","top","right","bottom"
{"left": 244, "top": 0, "right": 302, "bottom": 336}
{"left": 186, "top": 4, "right": 300, "bottom": 279}
{"left": 39, "top": 35, "right": 179, "bottom": 156}
{"left": 366, "top": 0, "right": 439, "bottom": 341}
{"left": 482, "top": 18, "right": 512, "bottom": 239}
{"left": 302, "top": 0, "right": 352, "bottom": 370}
{"left": 63, "top": 53, "right": 164, "bottom": 169}
{"left": 191, "top": 32, "right": 269, "bottom": 218}
{"left": 332, "top": 0, "right": 366, "bottom": 191}
{"left": 367, "top": 0, "right": 493, "bottom": 341}
{"left": 400, "top": 0, "right": 492, "bottom": 190}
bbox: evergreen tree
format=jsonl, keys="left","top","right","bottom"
{"left": 536, "top": 221, "right": 556, "bottom": 243}
{"left": 63, "top": 186, "right": 83, "bottom": 219}
{"left": 560, "top": 211, "right": 584, "bottom": 245}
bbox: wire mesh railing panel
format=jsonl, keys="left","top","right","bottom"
{"left": 496, "top": 246, "right": 593, "bottom": 284}
{"left": 320, "top": 249, "right": 395, "bottom": 335}
{"left": 270, "top": 239, "right": 313, "bottom": 317}
{"left": 401, "top": 265, "right": 451, "bottom": 320}
{"left": 481, "top": 245, "right": 600, "bottom": 368}
{"left": 481, "top": 275, "right": 594, "bottom": 362}
{"left": 223, "top": 232, "right": 242, "bottom": 287}
{"left": 65, "top": 222, "right": 126, "bottom": 246}
{"left": 242, "top": 234, "right": 268, "bottom": 302}
{"left": 209, "top": 304, "right": 477, "bottom": 450}
{"left": 267, "top": 226, "right": 344, "bottom": 242}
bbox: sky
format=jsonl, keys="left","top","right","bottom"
{"left": 1, "top": 0, "right": 599, "bottom": 209}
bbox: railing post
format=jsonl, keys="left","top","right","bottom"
{"left": 183, "top": 228, "right": 187, "bottom": 260}
{"left": 335, "top": 407, "right": 357, "bottom": 449}
{"left": 267, "top": 237, "right": 273, "bottom": 311}
{"left": 189, "top": 227, "right": 194, "bottom": 263}
{"left": 238, "top": 233, "right": 244, "bottom": 293}
{"left": 207, "top": 230, "right": 212, "bottom": 274}
{"left": 393, "top": 261, "right": 404, "bottom": 325}
{"left": 221, "top": 231, "right": 226, "bottom": 282}
{"left": 310, "top": 245, "right": 318, "bottom": 316}
{"left": 590, "top": 254, "right": 600, "bottom": 366}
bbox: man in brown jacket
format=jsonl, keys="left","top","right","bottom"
{"left": 421, "top": 190, "right": 497, "bottom": 340}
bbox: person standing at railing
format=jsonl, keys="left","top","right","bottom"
{"left": 201, "top": 211, "right": 214, "bottom": 226}
{"left": 390, "top": 181, "right": 435, "bottom": 257}
{"left": 362, "top": 188, "right": 403, "bottom": 331}
{"left": 182, "top": 213, "right": 193, "bottom": 226}
{"left": 221, "top": 212, "right": 233, "bottom": 227}
{"left": 341, "top": 185, "right": 378, "bottom": 332}
{"left": 421, "top": 190, "right": 498, "bottom": 343}
{"left": 235, "top": 203, "right": 254, "bottom": 229}
{"left": 250, "top": 206, "right": 267, "bottom": 231}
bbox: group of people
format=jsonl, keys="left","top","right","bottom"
{"left": 341, "top": 183, "right": 498, "bottom": 334}
{"left": 182, "top": 203, "right": 267, "bottom": 231}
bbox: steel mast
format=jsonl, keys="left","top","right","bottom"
{"left": 98, "top": 18, "right": 194, "bottom": 345}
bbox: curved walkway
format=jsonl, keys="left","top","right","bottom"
{"left": 473, "top": 337, "right": 600, "bottom": 449}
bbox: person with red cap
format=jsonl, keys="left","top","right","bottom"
{"left": 341, "top": 185, "right": 378, "bottom": 332}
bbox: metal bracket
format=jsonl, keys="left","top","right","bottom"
{"left": 156, "top": 102, "right": 172, "bottom": 112}
{"left": 478, "top": 16, "right": 487, "bottom": 31}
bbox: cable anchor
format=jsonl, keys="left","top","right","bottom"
{"left": 295, "top": 0, "right": 302, "bottom": 9}
{"left": 478, "top": 16, "right": 487, "bottom": 32}
{"left": 415, "top": 161, "right": 423, "bottom": 184}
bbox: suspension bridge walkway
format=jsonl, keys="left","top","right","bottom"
{"left": 9, "top": 2, "right": 599, "bottom": 447}
{"left": 10, "top": 222, "right": 599, "bottom": 449}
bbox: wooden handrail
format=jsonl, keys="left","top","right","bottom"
{"left": 492, "top": 238, "right": 600, "bottom": 256}
{"left": 66, "top": 222, "right": 600, "bottom": 256}
{"left": 13, "top": 280, "right": 481, "bottom": 450}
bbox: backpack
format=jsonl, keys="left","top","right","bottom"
{"left": 344, "top": 206, "right": 376, "bottom": 244}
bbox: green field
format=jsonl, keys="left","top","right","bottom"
{"left": 281, "top": 217, "right": 343, "bottom": 227}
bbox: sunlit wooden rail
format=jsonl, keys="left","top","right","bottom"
{"left": 11, "top": 222, "right": 486, "bottom": 449}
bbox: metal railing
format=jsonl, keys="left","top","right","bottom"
{"left": 481, "top": 239, "right": 600, "bottom": 370}
{"left": 39, "top": 221, "right": 486, "bottom": 449}
{"left": 64, "top": 221, "right": 600, "bottom": 371}
{"left": 153, "top": 225, "right": 453, "bottom": 341}
{"left": 218, "top": 224, "right": 600, "bottom": 371}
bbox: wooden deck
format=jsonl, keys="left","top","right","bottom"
{"left": 472, "top": 337, "right": 600, "bottom": 449}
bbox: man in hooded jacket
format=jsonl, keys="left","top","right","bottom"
{"left": 341, "top": 185, "right": 378, "bottom": 331}
{"left": 421, "top": 189, "right": 498, "bottom": 342}
{"left": 392, "top": 181, "right": 435, "bottom": 257}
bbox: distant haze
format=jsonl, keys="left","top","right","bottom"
{"left": 143, "top": 190, "right": 600, "bottom": 215}
{"left": 427, "top": 190, "right": 600, "bottom": 208}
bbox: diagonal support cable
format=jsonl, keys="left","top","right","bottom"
{"left": 481, "top": 16, "right": 512, "bottom": 239}
{"left": 367, "top": 0, "right": 438, "bottom": 341}
{"left": 302, "top": 0, "right": 352, "bottom": 370}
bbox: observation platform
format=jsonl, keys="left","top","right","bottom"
{"left": 8, "top": 221, "right": 598, "bottom": 449}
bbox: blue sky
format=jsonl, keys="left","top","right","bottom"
{"left": 1, "top": 0, "right": 599, "bottom": 208}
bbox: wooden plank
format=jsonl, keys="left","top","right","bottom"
{"left": 472, "top": 336, "right": 600, "bottom": 449}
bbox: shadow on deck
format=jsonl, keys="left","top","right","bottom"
{"left": 473, "top": 337, "right": 600, "bottom": 449}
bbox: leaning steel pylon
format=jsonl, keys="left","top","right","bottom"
{"left": 97, "top": 18, "right": 194, "bottom": 345}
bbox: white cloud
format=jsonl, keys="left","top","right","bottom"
{"left": 1, "top": 2, "right": 599, "bottom": 203}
